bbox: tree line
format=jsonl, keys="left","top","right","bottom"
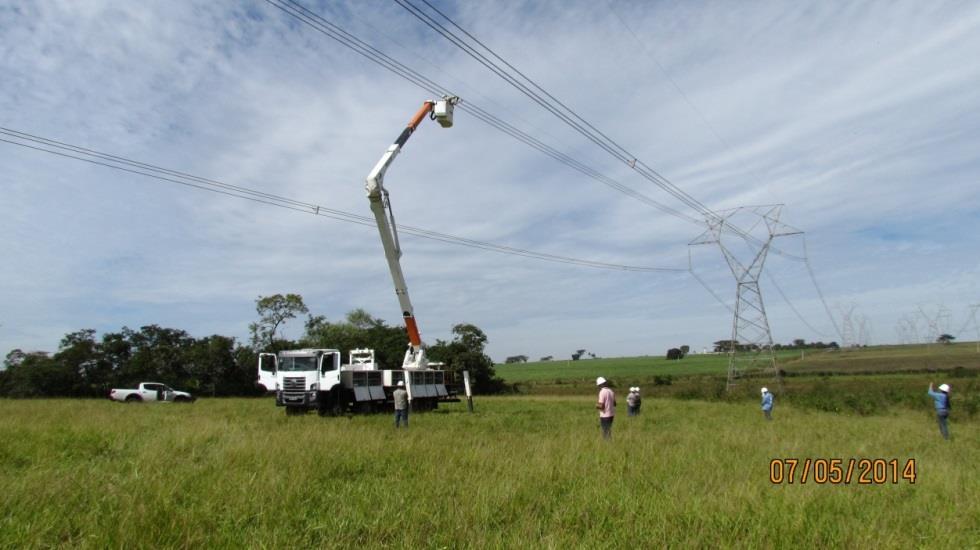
{"left": 712, "top": 338, "right": 841, "bottom": 352}
{"left": 0, "top": 294, "right": 505, "bottom": 398}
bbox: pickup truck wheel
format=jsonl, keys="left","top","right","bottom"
{"left": 125, "top": 395, "right": 141, "bottom": 403}
{"left": 174, "top": 396, "right": 191, "bottom": 403}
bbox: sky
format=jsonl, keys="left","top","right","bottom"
{"left": 2, "top": 0, "right": 979, "bottom": 362}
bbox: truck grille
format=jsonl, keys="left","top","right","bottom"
{"left": 283, "top": 377, "right": 306, "bottom": 397}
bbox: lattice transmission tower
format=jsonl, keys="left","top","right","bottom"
{"left": 918, "top": 305, "right": 951, "bottom": 345}
{"left": 690, "top": 204, "right": 802, "bottom": 390}
{"left": 954, "top": 304, "right": 980, "bottom": 352}
{"left": 838, "top": 304, "right": 857, "bottom": 348}
{"left": 895, "top": 314, "right": 919, "bottom": 344}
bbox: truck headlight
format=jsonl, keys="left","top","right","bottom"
{"left": 310, "top": 383, "right": 318, "bottom": 392}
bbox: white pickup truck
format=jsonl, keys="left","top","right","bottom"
{"left": 109, "top": 382, "right": 194, "bottom": 403}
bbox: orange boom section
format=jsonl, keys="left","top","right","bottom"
{"left": 403, "top": 315, "right": 422, "bottom": 347}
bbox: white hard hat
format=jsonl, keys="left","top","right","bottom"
{"left": 596, "top": 377, "right": 607, "bottom": 386}
{"left": 939, "top": 383, "right": 950, "bottom": 392}
{"left": 761, "top": 387, "right": 768, "bottom": 394}
{"left": 634, "top": 387, "right": 640, "bottom": 392}
{"left": 397, "top": 381, "right": 405, "bottom": 387}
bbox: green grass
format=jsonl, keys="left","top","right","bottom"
{"left": 496, "top": 353, "right": 737, "bottom": 383}
{"left": 1, "top": 397, "right": 977, "bottom": 547}
{"left": 782, "top": 343, "right": 980, "bottom": 374}
{"left": 497, "top": 344, "right": 980, "bottom": 386}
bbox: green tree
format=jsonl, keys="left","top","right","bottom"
{"left": 185, "top": 335, "right": 236, "bottom": 396}
{"left": 714, "top": 340, "right": 738, "bottom": 353}
{"left": 123, "top": 325, "right": 194, "bottom": 386}
{"left": 303, "top": 311, "right": 406, "bottom": 369}
{"left": 345, "top": 308, "right": 382, "bottom": 330}
{"left": 55, "top": 329, "right": 110, "bottom": 396}
{"left": 229, "top": 344, "right": 265, "bottom": 396}
{"left": 427, "top": 323, "right": 505, "bottom": 394}
{"left": 249, "top": 294, "right": 309, "bottom": 349}
{"left": 0, "top": 351, "right": 76, "bottom": 397}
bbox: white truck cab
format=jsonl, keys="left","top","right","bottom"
{"left": 258, "top": 348, "right": 341, "bottom": 415}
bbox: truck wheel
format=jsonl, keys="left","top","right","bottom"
{"left": 125, "top": 395, "right": 141, "bottom": 403}
{"left": 174, "top": 396, "right": 191, "bottom": 403}
{"left": 316, "top": 391, "right": 345, "bottom": 417}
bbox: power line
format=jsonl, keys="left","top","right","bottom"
{"left": 392, "top": 0, "right": 809, "bottom": 260}
{"left": 396, "top": 0, "right": 717, "bottom": 218}
{"left": 764, "top": 270, "right": 831, "bottom": 338}
{"left": 687, "top": 249, "right": 733, "bottom": 313}
{"left": 802, "top": 236, "right": 844, "bottom": 341}
{"left": 262, "top": 0, "right": 702, "bottom": 226}
{"left": 262, "top": 0, "right": 812, "bottom": 267}
{"left": 0, "top": 127, "right": 686, "bottom": 274}
{"left": 603, "top": 0, "right": 772, "bottom": 195}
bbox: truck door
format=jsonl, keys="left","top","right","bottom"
{"left": 258, "top": 353, "right": 278, "bottom": 392}
{"left": 141, "top": 383, "right": 161, "bottom": 402}
{"left": 319, "top": 352, "right": 339, "bottom": 391}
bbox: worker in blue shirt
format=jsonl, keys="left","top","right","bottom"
{"left": 761, "top": 387, "right": 774, "bottom": 420}
{"left": 927, "top": 383, "right": 951, "bottom": 440}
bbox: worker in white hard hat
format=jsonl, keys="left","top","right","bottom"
{"left": 627, "top": 387, "right": 642, "bottom": 417}
{"left": 393, "top": 380, "right": 409, "bottom": 429}
{"left": 595, "top": 377, "right": 616, "bottom": 439}
{"left": 927, "top": 382, "right": 951, "bottom": 440}
{"left": 761, "top": 387, "right": 774, "bottom": 421}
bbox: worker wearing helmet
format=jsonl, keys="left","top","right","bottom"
{"left": 595, "top": 377, "right": 616, "bottom": 439}
{"left": 761, "top": 387, "right": 774, "bottom": 420}
{"left": 393, "top": 380, "right": 409, "bottom": 429}
{"left": 927, "top": 383, "right": 951, "bottom": 440}
{"left": 627, "top": 387, "right": 642, "bottom": 416}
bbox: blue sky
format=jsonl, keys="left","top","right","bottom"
{"left": 2, "top": 0, "right": 979, "bottom": 361}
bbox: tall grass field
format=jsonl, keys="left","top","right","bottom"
{"left": 1, "top": 394, "right": 977, "bottom": 547}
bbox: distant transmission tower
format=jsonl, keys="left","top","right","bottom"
{"left": 918, "top": 305, "right": 951, "bottom": 344}
{"left": 690, "top": 204, "right": 802, "bottom": 390}
{"left": 895, "top": 314, "right": 917, "bottom": 344}
{"left": 838, "top": 304, "right": 857, "bottom": 348}
{"left": 955, "top": 304, "right": 980, "bottom": 352}
{"left": 856, "top": 313, "right": 872, "bottom": 346}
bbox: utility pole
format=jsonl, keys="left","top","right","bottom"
{"left": 690, "top": 204, "right": 801, "bottom": 391}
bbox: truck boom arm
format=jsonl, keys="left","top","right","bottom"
{"left": 364, "top": 97, "right": 456, "bottom": 369}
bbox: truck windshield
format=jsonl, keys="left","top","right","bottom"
{"left": 278, "top": 356, "right": 318, "bottom": 372}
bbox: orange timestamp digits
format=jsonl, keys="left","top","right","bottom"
{"left": 769, "top": 458, "right": 916, "bottom": 485}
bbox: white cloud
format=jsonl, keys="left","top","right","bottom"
{"left": 2, "top": 0, "right": 979, "bottom": 362}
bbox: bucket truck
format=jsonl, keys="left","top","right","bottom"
{"left": 256, "top": 97, "right": 461, "bottom": 415}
